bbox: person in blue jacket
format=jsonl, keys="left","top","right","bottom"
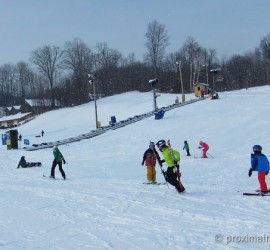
{"left": 248, "top": 145, "right": 270, "bottom": 193}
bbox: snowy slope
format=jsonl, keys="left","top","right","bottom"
{"left": 1, "top": 87, "right": 270, "bottom": 249}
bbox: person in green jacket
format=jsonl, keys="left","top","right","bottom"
{"left": 183, "top": 140, "right": 191, "bottom": 156}
{"left": 50, "top": 146, "right": 66, "bottom": 180}
{"left": 156, "top": 139, "right": 185, "bottom": 193}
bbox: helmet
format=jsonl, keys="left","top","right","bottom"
{"left": 253, "top": 145, "right": 262, "bottom": 152}
{"left": 149, "top": 142, "right": 155, "bottom": 149}
{"left": 199, "top": 141, "right": 203, "bottom": 144}
{"left": 156, "top": 139, "right": 166, "bottom": 148}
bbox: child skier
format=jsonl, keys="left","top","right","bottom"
{"left": 141, "top": 142, "right": 161, "bottom": 184}
{"left": 183, "top": 140, "right": 191, "bottom": 156}
{"left": 198, "top": 141, "right": 209, "bottom": 158}
{"left": 248, "top": 145, "right": 269, "bottom": 193}
{"left": 156, "top": 139, "right": 185, "bottom": 193}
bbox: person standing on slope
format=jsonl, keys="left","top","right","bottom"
{"left": 198, "top": 141, "right": 209, "bottom": 158}
{"left": 141, "top": 141, "right": 162, "bottom": 184}
{"left": 183, "top": 140, "right": 191, "bottom": 156}
{"left": 156, "top": 139, "right": 185, "bottom": 193}
{"left": 50, "top": 146, "right": 66, "bottom": 180}
{"left": 248, "top": 145, "right": 269, "bottom": 193}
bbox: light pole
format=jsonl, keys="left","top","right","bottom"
{"left": 210, "top": 68, "right": 221, "bottom": 93}
{"left": 176, "top": 61, "right": 185, "bottom": 102}
{"left": 203, "top": 64, "right": 209, "bottom": 85}
{"left": 88, "top": 73, "right": 98, "bottom": 129}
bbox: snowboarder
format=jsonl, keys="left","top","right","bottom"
{"left": 183, "top": 140, "right": 191, "bottom": 156}
{"left": 141, "top": 141, "right": 162, "bottom": 184}
{"left": 198, "top": 141, "right": 209, "bottom": 158}
{"left": 248, "top": 145, "right": 269, "bottom": 193}
{"left": 17, "top": 156, "right": 41, "bottom": 168}
{"left": 50, "top": 146, "right": 66, "bottom": 180}
{"left": 156, "top": 139, "right": 185, "bottom": 193}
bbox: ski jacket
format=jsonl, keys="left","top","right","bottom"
{"left": 53, "top": 148, "right": 65, "bottom": 163}
{"left": 18, "top": 157, "right": 27, "bottom": 168}
{"left": 251, "top": 153, "right": 270, "bottom": 173}
{"left": 183, "top": 142, "right": 189, "bottom": 150}
{"left": 142, "top": 148, "right": 160, "bottom": 166}
{"left": 200, "top": 142, "right": 209, "bottom": 150}
{"left": 161, "top": 146, "right": 180, "bottom": 167}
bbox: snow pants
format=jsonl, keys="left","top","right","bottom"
{"left": 202, "top": 148, "right": 208, "bottom": 158}
{"left": 165, "top": 167, "right": 183, "bottom": 193}
{"left": 147, "top": 165, "right": 156, "bottom": 182}
{"left": 51, "top": 160, "right": 66, "bottom": 179}
{"left": 258, "top": 172, "right": 268, "bottom": 192}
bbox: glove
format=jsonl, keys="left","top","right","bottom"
{"left": 173, "top": 160, "right": 178, "bottom": 165}
{"left": 141, "top": 162, "right": 144, "bottom": 166}
{"left": 63, "top": 159, "right": 66, "bottom": 164}
{"left": 248, "top": 168, "right": 252, "bottom": 177}
{"left": 198, "top": 146, "right": 202, "bottom": 149}
{"left": 266, "top": 171, "right": 269, "bottom": 176}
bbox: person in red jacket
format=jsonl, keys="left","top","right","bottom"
{"left": 141, "top": 142, "right": 161, "bottom": 184}
{"left": 199, "top": 141, "right": 209, "bottom": 158}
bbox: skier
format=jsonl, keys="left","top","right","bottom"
{"left": 248, "top": 145, "right": 269, "bottom": 193}
{"left": 50, "top": 146, "right": 66, "bottom": 180}
{"left": 198, "top": 141, "right": 209, "bottom": 158}
{"left": 41, "top": 130, "right": 44, "bottom": 137}
{"left": 183, "top": 140, "right": 191, "bottom": 156}
{"left": 156, "top": 139, "right": 185, "bottom": 193}
{"left": 141, "top": 141, "right": 162, "bottom": 184}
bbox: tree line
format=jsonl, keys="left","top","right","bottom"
{"left": 0, "top": 20, "right": 269, "bottom": 108}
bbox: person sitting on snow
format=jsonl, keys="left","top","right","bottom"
{"left": 17, "top": 156, "right": 28, "bottom": 168}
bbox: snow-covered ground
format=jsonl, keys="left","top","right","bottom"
{"left": 1, "top": 87, "right": 270, "bottom": 249}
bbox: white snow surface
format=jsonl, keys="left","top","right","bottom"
{"left": 1, "top": 87, "right": 270, "bottom": 249}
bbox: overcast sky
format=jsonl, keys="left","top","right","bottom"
{"left": 0, "top": 0, "right": 270, "bottom": 65}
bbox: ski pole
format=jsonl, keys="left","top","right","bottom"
{"left": 207, "top": 152, "right": 214, "bottom": 158}
{"left": 159, "top": 164, "right": 169, "bottom": 188}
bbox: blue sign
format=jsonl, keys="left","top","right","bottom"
{"left": 2, "top": 134, "right": 9, "bottom": 145}
{"left": 24, "top": 139, "right": 30, "bottom": 145}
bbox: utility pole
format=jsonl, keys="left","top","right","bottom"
{"left": 176, "top": 61, "right": 185, "bottom": 102}
{"left": 88, "top": 73, "right": 98, "bottom": 129}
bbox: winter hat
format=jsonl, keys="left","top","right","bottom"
{"left": 149, "top": 142, "right": 155, "bottom": 149}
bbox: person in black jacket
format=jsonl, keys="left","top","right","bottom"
{"left": 141, "top": 142, "right": 162, "bottom": 184}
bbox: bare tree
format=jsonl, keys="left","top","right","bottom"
{"left": 95, "top": 42, "right": 122, "bottom": 95}
{"left": 62, "top": 38, "right": 95, "bottom": 103}
{"left": 30, "top": 45, "right": 63, "bottom": 108}
{"left": 145, "top": 20, "right": 169, "bottom": 78}
{"left": 260, "top": 33, "right": 270, "bottom": 83}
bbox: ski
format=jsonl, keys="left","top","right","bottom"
{"left": 142, "top": 182, "right": 166, "bottom": 185}
{"left": 243, "top": 192, "right": 270, "bottom": 196}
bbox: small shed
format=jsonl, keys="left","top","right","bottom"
{"left": 193, "top": 83, "right": 209, "bottom": 97}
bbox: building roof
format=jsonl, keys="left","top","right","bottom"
{"left": 0, "top": 112, "right": 31, "bottom": 122}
